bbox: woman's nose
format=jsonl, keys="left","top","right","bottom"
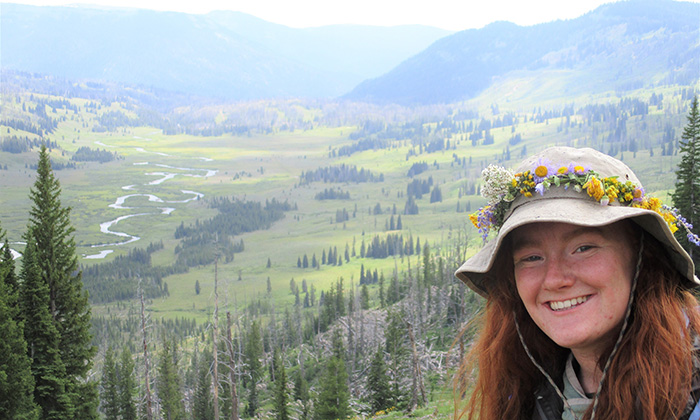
{"left": 542, "top": 257, "right": 575, "bottom": 290}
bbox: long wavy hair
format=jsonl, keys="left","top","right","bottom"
{"left": 455, "top": 228, "right": 700, "bottom": 420}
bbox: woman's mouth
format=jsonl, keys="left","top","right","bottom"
{"left": 548, "top": 295, "right": 589, "bottom": 311}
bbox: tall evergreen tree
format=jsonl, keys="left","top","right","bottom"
{"left": 366, "top": 346, "right": 392, "bottom": 414}
{"left": 157, "top": 337, "right": 185, "bottom": 420}
{"left": 22, "top": 143, "right": 98, "bottom": 417}
{"left": 193, "top": 348, "right": 214, "bottom": 420}
{"left": 1, "top": 229, "right": 19, "bottom": 305}
{"left": 0, "top": 224, "right": 39, "bottom": 420}
{"left": 384, "top": 310, "right": 408, "bottom": 408}
{"left": 244, "top": 320, "right": 263, "bottom": 418}
{"left": 117, "top": 347, "right": 138, "bottom": 420}
{"left": 673, "top": 96, "right": 700, "bottom": 274}
{"left": 293, "top": 371, "right": 310, "bottom": 420}
{"left": 20, "top": 238, "right": 72, "bottom": 419}
{"left": 313, "top": 329, "right": 350, "bottom": 420}
{"left": 100, "top": 347, "right": 120, "bottom": 420}
{"left": 272, "top": 348, "right": 290, "bottom": 420}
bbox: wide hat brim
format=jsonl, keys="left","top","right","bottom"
{"left": 455, "top": 147, "right": 699, "bottom": 297}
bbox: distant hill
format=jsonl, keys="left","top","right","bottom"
{"left": 1, "top": 3, "right": 451, "bottom": 100}
{"left": 345, "top": 0, "right": 700, "bottom": 105}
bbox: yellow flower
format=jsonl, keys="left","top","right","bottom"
{"left": 624, "top": 192, "right": 634, "bottom": 202}
{"left": 633, "top": 188, "right": 643, "bottom": 199}
{"left": 469, "top": 213, "right": 479, "bottom": 228}
{"left": 524, "top": 191, "right": 533, "bottom": 198}
{"left": 535, "top": 165, "right": 548, "bottom": 178}
{"left": 558, "top": 166, "right": 569, "bottom": 174}
{"left": 511, "top": 179, "right": 518, "bottom": 187}
{"left": 583, "top": 176, "right": 605, "bottom": 201}
{"left": 574, "top": 165, "right": 585, "bottom": 174}
{"left": 662, "top": 212, "right": 678, "bottom": 232}
{"left": 645, "top": 197, "right": 662, "bottom": 211}
{"left": 605, "top": 186, "right": 618, "bottom": 200}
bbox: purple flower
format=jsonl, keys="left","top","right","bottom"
{"left": 535, "top": 183, "right": 545, "bottom": 196}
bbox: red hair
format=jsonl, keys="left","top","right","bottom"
{"left": 455, "top": 232, "right": 700, "bottom": 420}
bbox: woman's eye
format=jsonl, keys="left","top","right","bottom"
{"left": 575, "top": 245, "right": 594, "bottom": 253}
{"left": 519, "top": 255, "right": 542, "bottom": 263}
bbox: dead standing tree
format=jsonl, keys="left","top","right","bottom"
{"left": 226, "top": 311, "right": 240, "bottom": 420}
{"left": 213, "top": 257, "right": 220, "bottom": 420}
{"left": 405, "top": 320, "right": 427, "bottom": 411}
{"left": 139, "top": 279, "right": 154, "bottom": 420}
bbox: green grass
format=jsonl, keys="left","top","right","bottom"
{"left": 0, "top": 86, "right": 694, "bottom": 326}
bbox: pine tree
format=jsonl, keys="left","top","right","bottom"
{"left": 100, "top": 347, "right": 120, "bottom": 420}
{"left": 272, "top": 348, "right": 290, "bottom": 420}
{"left": 157, "top": 337, "right": 185, "bottom": 420}
{"left": 384, "top": 310, "right": 409, "bottom": 408}
{"left": 20, "top": 239, "right": 72, "bottom": 419}
{"left": 313, "top": 329, "right": 350, "bottom": 420}
{"left": 0, "top": 224, "right": 39, "bottom": 420}
{"left": 22, "top": 143, "right": 98, "bottom": 417}
{"left": 673, "top": 96, "right": 700, "bottom": 274}
{"left": 244, "top": 320, "right": 263, "bottom": 418}
{"left": 117, "top": 347, "right": 138, "bottom": 420}
{"left": 1, "top": 230, "right": 19, "bottom": 305}
{"left": 366, "top": 347, "right": 392, "bottom": 414}
{"left": 193, "top": 347, "right": 214, "bottom": 420}
{"left": 361, "top": 284, "right": 370, "bottom": 310}
{"left": 293, "top": 371, "right": 310, "bottom": 420}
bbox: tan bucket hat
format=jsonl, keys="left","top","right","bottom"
{"left": 455, "top": 146, "right": 699, "bottom": 297}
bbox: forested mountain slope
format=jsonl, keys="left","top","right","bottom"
{"left": 346, "top": 0, "right": 700, "bottom": 104}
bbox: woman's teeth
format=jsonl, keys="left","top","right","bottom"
{"left": 549, "top": 296, "right": 588, "bottom": 311}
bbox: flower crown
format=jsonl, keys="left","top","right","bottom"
{"left": 469, "top": 162, "right": 700, "bottom": 246}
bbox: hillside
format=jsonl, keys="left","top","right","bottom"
{"left": 346, "top": 0, "right": 700, "bottom": 105}
{"left": 0, "top": 3, "right": 451, "bottom": 99}
{"left": 0, "top": 69, "right": 698, "bottom": 419}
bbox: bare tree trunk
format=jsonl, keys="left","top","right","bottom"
{"left": 226, "top": 312, "right": 239, "bottom": 420}
{"left": 139, "top": 282, "right": 153, "bottom": 420}
{"left": 213, "top": 258, "right": 220, "bottom": 420}
{"left": 406, "top": 321, "right": 426, "bottom": 411}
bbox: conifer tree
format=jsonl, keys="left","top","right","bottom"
{"left": 117, "top": 347, "right": 138, "bottom": 420}
{"left": 0, "top": 224, "right": 39, "bottom": 420}
{"left": 313, "top": 329, "right": 350, "bottom": 420}
{"left": 366, "top": 346, "right": 392, "bottom": 414}
{"left": 293, "top": 371, "right": 310, "bottom": 420}
{"left": 20, "top": 238, "right": 72, "bottom": 419}
{"left": 673, "top": 96, "right": 700, "bottom": 273}
{"left": 244, "top": 320, "right": 263, "bottom": 418}
{"left": 361, "top": 284, "right": 370, "bottom": 310}
{"left": 22, "top": 143, "right": 98, "bottom": 417}
{"left": 272, "top": 348, "right": 290, "bottom": 420}
{"left": 157, "top": 337, "right": 185, "bottom": 420}
{"left": 1, "top": 230, "right": 19, "bottom": 305}
{"left": 100, "top": 347, "right": 120, "bottom": 420}
{"left": 193, "top": 348, "right": 214, "bottom": 420}
{"left": 384, "top": 310, "right": 408, "bottom": 408}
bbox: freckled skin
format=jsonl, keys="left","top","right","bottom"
{"left": 512, "top": 222, "right": 635, "bottom": 368}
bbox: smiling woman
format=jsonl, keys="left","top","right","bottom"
{"left": 454, "top": 147, "right": 700, "bottom": 420}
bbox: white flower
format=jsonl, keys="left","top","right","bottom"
{"left": 481, "top": 165, "right": 514, "bottom": 205}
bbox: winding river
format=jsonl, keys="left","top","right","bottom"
{"left": 80, "top": 137, "right": 216, "bottom": 259}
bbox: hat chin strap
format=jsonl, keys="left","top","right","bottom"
{"left": 514, "top": 232, "right": 644, "bottom": 420}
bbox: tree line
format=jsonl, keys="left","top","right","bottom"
{"left": 298, "top": 164, "right": 384, "bottom": 185}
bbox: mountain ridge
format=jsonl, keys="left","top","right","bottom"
{"left": 345, "top": 0, "right": 700, "bottom": 105}
{"left": 1, "top": 3, "right": 451, "bottom": 100}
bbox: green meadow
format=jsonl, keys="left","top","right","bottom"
{"left": 0, "top": 86, "right": 693, "bottom": 325}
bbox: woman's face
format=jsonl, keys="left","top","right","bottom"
{"left": 511, "top": 221, "right": 636, "bottom": 357}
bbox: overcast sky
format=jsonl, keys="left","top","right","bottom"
{"left": 5, "top": 0, "right": 649, "bottom": 31}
